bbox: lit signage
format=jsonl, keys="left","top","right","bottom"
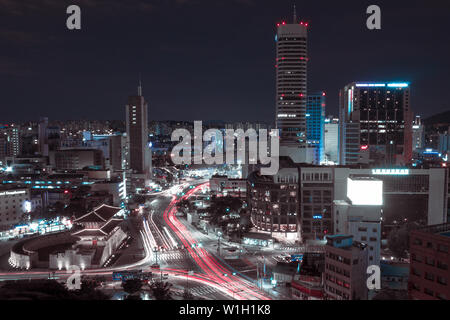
{"left": 0, "top": 190, "right": 26, "bottom": 196}
{"left": 291, "top": 254, "right": 304, "bottom": 262}
{"left": 355, "top": 83, "right": 408, "bottom": 88}
{"left": 387, "top": 83, "right": 408, "bottom": 88}
{"left": 348, "top": 88, "right": 353, "bottom": 116}
{"left": 313, "top": 215, "right": 323, "bottom": 219}
{"left": 372, "top": 169, "right": 409, "bottom": 175}
{"left": 355, "top": 83, "right": 386, "bottom": 87}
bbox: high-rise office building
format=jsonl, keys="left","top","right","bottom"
{"left": 0, "top": 125, "right": 21, "bottom": 163}
{"left": 412, "top": 115, "right": 425, "bottom": 152}
{"left": 275, "top": 10, "right": 313, "bottom": 163}
{"left": 306, "top": 93, "right": 326, "bottom": 164}
{"left": 125, "top": 82, "right": 152, "bottom": 194}
{"left": 126, "top": 83, "right": 149, "bottom": 175}
{"left": 339, "top": 82, "right": 413, "bottom": 166}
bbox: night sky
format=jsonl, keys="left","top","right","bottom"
{"left": 1, "top": 0, "right": 449, "bottom": 123}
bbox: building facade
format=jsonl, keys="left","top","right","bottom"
{"left": 248, "top": 165, "right": 448, "bottom": 243}
{"left": 324, "top": 235, "right": 368, "bottom": 300}
{"left": 412, "top": 115, "right": 425, "bottom": 152}
{"left": 409, "top": 223, "right": 450, "bottom": 300}
{"left": 275, "top": 18, "right": 308, "bottom": 147}
{"left": 324, "top": 117, "right": 339, "bottom": 165}
{"left": 49, "top": 149, "right": 104, "bottom": 170}
{"left": 248, "top": 165, "right": 299, "bottom": 240}
{"left": 0, "top": 188, "right": 31, "bottom": 230}
{"left": 306, "top": 93, "right": 326, "bottom": 164}
{"left": 339, "top": 82, "right": 413, "bottom": 166}
{"left": 126, "top": 84, "right": 150, "bottom": 175}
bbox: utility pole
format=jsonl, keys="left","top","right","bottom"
{"left": 256, "top": 260, "right": 259, "bottom": 289}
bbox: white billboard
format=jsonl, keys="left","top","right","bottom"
{"left": 347, "top": 177, "right": 383, "bottom": 206}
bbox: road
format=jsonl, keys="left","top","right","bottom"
{"left": 0, "top": 179, "right": 272, "bottom": 300}
{"left": 153, "top": 182, "right": 271, "bottom": 300}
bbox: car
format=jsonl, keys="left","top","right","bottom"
{"left": 151, "top": 263, "right": 160, "bottom": 269}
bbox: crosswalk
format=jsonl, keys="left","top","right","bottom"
{"left": 188, "top": 285, "right": 218, "bottom": 297}
{"left": 158, "top": 250, "right": 209, "bottom": 262}
{"left": 171, "top": 286, "right": 217, "bottom": 299}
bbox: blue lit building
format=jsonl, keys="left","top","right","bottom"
{"left": 306, "top": 93, "right": 326, "bottom": 164}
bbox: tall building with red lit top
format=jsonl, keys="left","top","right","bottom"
{"left": 275, "top": 12, "right": 309, "bottom": 150}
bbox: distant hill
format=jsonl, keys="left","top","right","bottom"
{"left": 423, "top": 110, "right": 450, "bottom": 126}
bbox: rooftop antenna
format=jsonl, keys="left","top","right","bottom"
{"left": 293, "top": 4, "right": 297, "bottom": 24}
{"left": 138, "top": 74, "right": 142, "bottom": 96}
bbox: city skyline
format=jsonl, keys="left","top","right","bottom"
{"left": 1, "top": 0, "right": 449, "bottom": 122}
{"left": 0, "top": 0, "right": 449, "bottom": 304}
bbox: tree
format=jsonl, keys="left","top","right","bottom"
{"left": 150, "top": 281, "right": 172, "bottom": 300}
{"left": 122, "top": 279, "right": 143, "bottom": 297}
{"left": 208, "top": 196, "right": 243, "bottom": 230}
{"left": 388, "top": 224, "right": 410, "bottom": 258}
{"left": 0, "top": 280, "right": 109, "bottom": 300}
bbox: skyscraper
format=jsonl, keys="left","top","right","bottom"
{"left": 306, "top": 92, "right": 326, "bottom": 164}
{"left": 412, "top": 115, "right": 425, "bottom": 152}
{"left": 126, "top": 83, "right": 150, "bottom": 176}
{"left": 339, "top": 82, "right": 413, "bottom": 166}
{"left": 275, "top": 9, "right": 313, "bottom": 163}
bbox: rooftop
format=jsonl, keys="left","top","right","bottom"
{"left": 74, "top": 204, "right": 122, "bottom": 223}
{"left": 415, "top": 223, "right": 450, "bottom": 237}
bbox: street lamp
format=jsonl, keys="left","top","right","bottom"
{"left": 217, "top": 231, "right": 222, "bottom": 256}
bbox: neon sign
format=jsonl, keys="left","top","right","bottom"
{"left": 372, "top": 169, "right": 409, "bottom": 175}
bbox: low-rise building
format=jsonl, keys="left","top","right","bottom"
{"left": 210, "top": 175, "right": 246, "bottom": 198}
{"left": 409, "top": 223, "right": 450, "bottom": 300}
{"left": 0, "top": 187, "right": 31, "bottom": 231}
{"left": 9, "top": 204, "right": 127, "bottom": 270}
{"left": 324, "top": 235, "right": 368, "bottom": 300}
